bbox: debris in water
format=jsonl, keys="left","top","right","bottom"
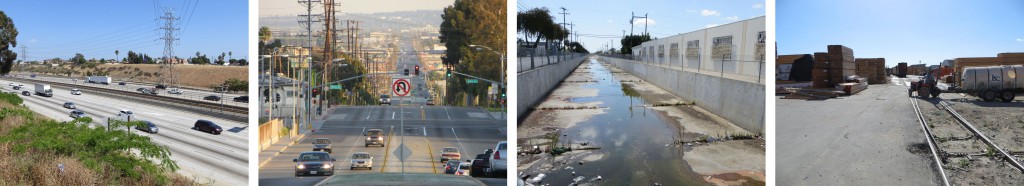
{"left": 572, "top": 171, "right": 576, "bottom": 176}
{"left": 578, "top": 161, "right": 583, "bottom": 165}
{"left": 596, "top": 176, "right": 602, "bottom": 180}
{"left": 565, "top": 166, "right": 574, "bottom": 170}
{"left": 654, "top": 183, "right": 662, "bottom": 186}
{"left": 573, "top": 176, "right": 585, "bottom": 182}
{"left": 529, "top": 174, "right": 546, "bottom": 183}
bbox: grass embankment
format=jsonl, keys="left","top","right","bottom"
{"left": 18, "top": 64, "right": 247, "bottom": 91}
{"left": 0, "top": 93, "right": 201, "bottom": 185}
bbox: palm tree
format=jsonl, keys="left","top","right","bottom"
{"left": 228, "top": 51, "right": 232, "bottom": 65}
{"left": 114, "top": 50, "right": 119, "bottom": 63}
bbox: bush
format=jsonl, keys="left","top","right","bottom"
{"left": 222, "top": 78, "right": 247, "bottom": 92}
{"left": 0, "top": 92, "right": 23, "bottom": 105}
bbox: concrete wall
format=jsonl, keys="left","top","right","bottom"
{"left": 602, "top": 56, "right": 765, "bottom": 134}
{"left": 517, "top": 55, "right": 590, "bottom": 120}
{"left": 632, "top": 16, "right": 766, "bottom": 79}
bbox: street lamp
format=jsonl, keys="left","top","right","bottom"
{"left": 468, "top": 44, "right": 506, "bottom": 116}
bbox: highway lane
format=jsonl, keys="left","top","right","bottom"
{"left": 259, "top": 105, "right": 505, "bottom": 186}
{"left": 0, "top": 78, "right": 249, "bottom": 185}
{"left": 8, "top": 73, "right": 248, "bottom": 107}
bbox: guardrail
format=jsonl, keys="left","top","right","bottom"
{"left": 4, "top": 76, "right": 248, "bottom": 121}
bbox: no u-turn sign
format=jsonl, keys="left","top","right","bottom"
{"left": 392, "top": 78, "right": 411, "bottom": 97}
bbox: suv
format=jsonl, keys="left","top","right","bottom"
{"left": 167, "top": 88, "right": 182, "bottom": 94}
{"left": 364, "top": 129, "right": 385, "bottom": 147}
{"left": 379, "top": 94, "right": 391, "bottom": 105}
{"left": 489, "top": 141, "right": 508, "bottom": 175}
{"left": 312, "top": 138, "right": 333, "bottom": 153}
{"left": 194, "top": 119, "right": 223, "bottom": 135}
{"left": 155, "top": 84, "right": 167, "bottom": 89}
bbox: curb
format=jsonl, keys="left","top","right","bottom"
{"left": 258, "top": 133, "right": 306, "bottom": 168}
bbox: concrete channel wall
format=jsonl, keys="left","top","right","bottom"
{"left": 517, "top": 55, "right": 590, "bottom": 120}
{"left": 601, "top": 56, "right": 765, "bottom": 134}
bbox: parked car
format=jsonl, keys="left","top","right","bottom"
{"left": 21, "top": 91, "right": 29, "bottom": 96}
{"left": 155, "top": 84, "right": 167, "bottom": 89}
{"left": 293, "top": 151, "right": 336, "bottom": 176}
{"left": 312, "top": 138, "right": 333, "bottom": 153}
{"left": 69, "top": 110, "right": 85, "bottom": 118}
{"left": 63, "top": 102, "right": 76, "bottom": 109}
{"left": 489, "top": 141, "right": 508, "bottom": 174}
{"left": 349, "top": 152, "right": 373, "bottom": 170}
{"left": 379, "top": 94, "right": 391, "bottom": 105}
{"left": 233, "top": 96, "right": 249, "bottom": 103}
{"left": 440, "top": 147, "right": 461, "bottom": 162}
{"left": 135, "top": 120, "right": 159, "bottom": 134}
{"left": 204, "top": 95, "right": 221, "bottom": 101}
{"left": 364, "top": 129, "right": 385, "bottom": 147}
{"left": 167, "top": 88, "right": 182, "bottom": 94}
{"left": 70, "top": 88, "right": 82, "bottom": 95}
{"left": 193, "top": 119, "right": 223, "bottom": 134}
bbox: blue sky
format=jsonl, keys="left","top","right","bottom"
{"left": 518, "top": 0, "right": 766, "bottom": 52}
{"left": 778, "top": 0, "right": 1024, "bottom": 66}
{"left": 2, "top": 0, "right": 248, "bottom": 62}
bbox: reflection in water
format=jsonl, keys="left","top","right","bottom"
{"left": 531, "top": 59, "right": 706, "bottom": 185}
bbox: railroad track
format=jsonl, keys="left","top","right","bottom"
{"left": 4, "top": 77, "right": 248, "bottom": 115}
{"left": 911, "top": 97, "right": 1024, "bottom": 186}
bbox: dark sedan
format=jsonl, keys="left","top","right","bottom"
{"left": 294, "top": 151, "right": 336, "bottom": 176}
{"left": 233, "top": 96, "right": 248, "bottom": 103}
{"left": 204, "top": 95, "right": 222, "bottom": 101}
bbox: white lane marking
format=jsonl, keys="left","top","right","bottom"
{"left": 443, "top": 106, "right": 451, "bottom": 120}
{"left": 366, "top": 108, "right": 373, "bottom": 120}
{"left": 423, "top": 126, "right": 427, "bottom": 136}
{"left": 391, "top": 111, "right": 396, "bottom": 119}
{"left": 452, "top": 128, "right": 467, "bottom": 158}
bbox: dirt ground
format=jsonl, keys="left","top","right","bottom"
{"left": 18, "top": 64, "right": 247, "bottom": 90}
{"left": 915, "top": 97, "right": 1024, "bottom": 185}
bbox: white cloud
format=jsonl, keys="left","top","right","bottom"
{"left": 632, "top": 18, "right": 656, "bottom": 25}
{"left": 753, "top": 3, "right": 764, "bottom": 9}
{"left": 706, "top": 24, "right": 720, "bottom": 28}
{"left": 726, "top": 16, "right": 739, "bottom": 21}
{"left": 701, "top": 9, "right": 720, "bottom": 16}
{"left": 1018, "top": 38, "right": 1024, "bottom": 42}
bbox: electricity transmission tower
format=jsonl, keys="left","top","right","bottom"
{"left": 298, "top": 0, "right": 321, "bottom": 132}
{"left": 159, "top": 9, "right": 180, "bottom": 86}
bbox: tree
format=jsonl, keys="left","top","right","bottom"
{"left": 620, "top": 34, "right": 652, "bottom": 55}
{"left": 0, "top": 11, "right": 18, "bottom": 75}
{"left": 228, "top": 51, "right": 232, "bottom": 64}
{"left": 259, "top": 26, "right": 272, "bottom": 54}
{"left": 72, "top": 53, "right": 86, "bottom": 64}
{"left": 115, "top": 50, "right": 119, "bottom": 63}
{"left": 237, "top": 59, "right": 247, "bottom": 66}
{"left": 216, "top": 52, "right": 226, "bottom": 65}
{"left": 440, "top": 0, "right": 506, "bottom": 106}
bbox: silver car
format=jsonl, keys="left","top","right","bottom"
{"left": 349, "top": 152, "right": 373, "bottom": 170}
{"left": 63, "top": 102, "right": 76, "bottom": 109}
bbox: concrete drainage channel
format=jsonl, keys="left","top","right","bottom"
{"left": 3, "top": 77, "right": 248, "bottom": 123}
{"left": 911, "top": 97, "right": 1024, "bottom": 185}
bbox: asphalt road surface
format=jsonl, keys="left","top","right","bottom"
{"left": 8, "top": 73, "right": 248, "bottom": 107}
{"left": 259, "top": 105, "right": 506, "bottom": 186}
{"left": 0, "top": 77, "right": 249, "bottom": 186}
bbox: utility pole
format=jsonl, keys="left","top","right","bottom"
{"left": 559, "top": 7, "right": 569, "bottom": 61}
{"left": 159, "top": 9, "right": 180, "bottom": 87}
{"left": 630, "top": 13, "right": 649, "bottom": 36}
{"left": 298, "top": 0, "right": 321, "bottom": 131}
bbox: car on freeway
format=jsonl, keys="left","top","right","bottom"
{"left": 136, "top": 87, "right": 145, "bottom": 92}
{"left": 204, "top": 95, "right": 221, "bottom": 101}
{"left": 69, "top": 110, "right": 85, "bottom": 118}
{"left": 7, "top": 83, "right": 12, "bottom": 86}
{"left": 443, "top": 160, "right": 462, "bottom": 175}
{"left": 21, "top": 91, "right": 30, "bottom": 96}
{"left": 349, "top": 152, "right": 373, "bottom": 170}
{"left": 426, "top": 98, "right": 435, "bottom": 105}
{"left": 293, "top": 151, "right": 336, "bottom": 176}
{"left": 155, "top": 84, "right": 167, "bottom": 89}
{"left": 135, "top": 120, "right": 159, "bottom": 134}
{"left": 63, "top": 102, "right": 76, "bottom": 109}
{"left": 312, "top": 138, "right": 333, "bottom": 153}
{"left": 470, "top": 158, "right": 490, "bottom": 177}
{"left": 70, "top": 88, "right": 82, "bottom": 95}
{"left": 233, "top": 96, "right": 248, "bottom": 103}
{"left": 457, "top": 161, "right": 471, "bottom": 176}
{"left": 379, "top": 94, "right": 391, "bottom": 105}
{"left": 364, "top": 129, "right": 385, "bottom": 147}
{"left": 440, "top": 147, "right": 461, "bottom": 162}
{"left": 13, "top": 86, "right": 20, "bottom": 90}
{"left": 490, "top": 141, "right": 508, "bottom": 174}
{"left": 167, "top": 88, "right": 182, "bottom": 94}
{"left": 118, "top": 82, "right": 126, "bottom": 85}
{"left": 193, "top": 119, "right": 223, "bottom": 135}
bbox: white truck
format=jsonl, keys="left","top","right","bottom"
{"left": 34, "top": 84, "right": 53, "bottom": 97}
{"left": 87, "top": 76, "right": 112, "bottom": 85}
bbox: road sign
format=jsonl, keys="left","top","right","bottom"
{"left": 329, "top": 85, "right": 341, "bottom": 90}
{"left": 392, "top": 78, "right": 412, "bottom": 97}
{"left": 466, "top": 79, "right": 478, "bottom": 84}
{"left": 394, "top": 143, "right": 412, "bottom": 162}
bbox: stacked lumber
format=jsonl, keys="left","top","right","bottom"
{"left": 855, "top": 58, "right": 887, "bottom": 84}
{"left": 826, "top": 45, "right": 856, "bottom": 85}
{"left": 781, "top": 88, "right": 841, "bottom": 100}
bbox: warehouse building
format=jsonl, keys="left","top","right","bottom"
{"left": 631, "top": 16, "right": 766, "bottom": 83}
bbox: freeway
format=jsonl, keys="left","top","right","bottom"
{"left": 258, "top": 105, "right": 506, "bottom": 186}
{"left": 8, "top": 73, "right": 248, "bottom": 107}
{"left": 0, "top": 77, "right": 249, "bottom": 185}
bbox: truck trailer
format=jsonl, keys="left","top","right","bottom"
{"left": 34, "top": 84, "right": 53, "bottom": 97}
{"left": 87, "top": 76, "right": 112, "bottom": 84}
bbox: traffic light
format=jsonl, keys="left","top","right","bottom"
{"left": 263, "top": 89, "right": 270, "bottom": 103}
{"left": 414, "top": 65, "right": 420, "bottom": 76}
{"left": 276, "top": 93, "right": 281, "bottom": 102}
{"left": 404, "top": 69, "right": 409, "bottom": 76}
{"left": 312, "top": 89, "right": 319, "bottom": 97}
{"left": 446, "top": 68, "right": 451, "bottom": 77}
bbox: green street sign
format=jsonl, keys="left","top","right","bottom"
{"left": 329, "top": 85, "right": 342, "bottom": 90}
{"left": 466, "top": 79, "right": 478, "bottom": 84}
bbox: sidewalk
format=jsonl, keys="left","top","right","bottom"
{"left": 258, "top": 106, "right": 336, "bottom": 168}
